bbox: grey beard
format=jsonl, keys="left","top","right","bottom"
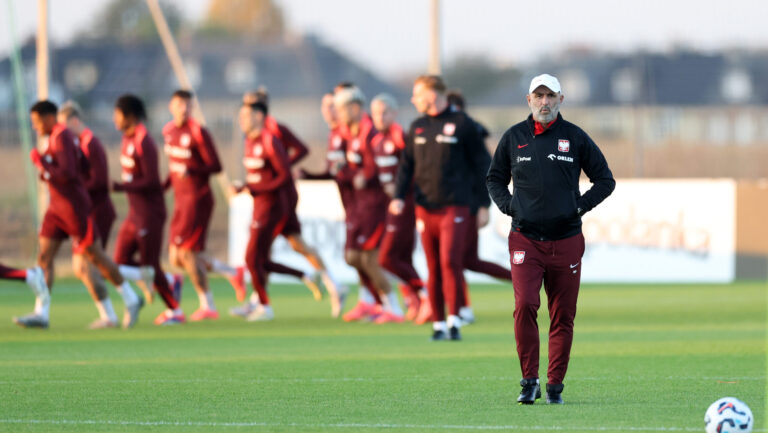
{"left": 533, "top": 107, "right": 558, "bottom": 123}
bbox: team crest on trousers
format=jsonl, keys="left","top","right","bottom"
{"left": 558, "top": 139, "right": 570, "bottom": 152}
{"left": 512, "top": 251, "right": 526, "bottom": 265}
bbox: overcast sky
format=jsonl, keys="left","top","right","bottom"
{"left": 1, "top": 0, "right": 766, "bottom": 79}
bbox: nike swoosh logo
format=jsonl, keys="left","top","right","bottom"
{"left": 518, "top": 144, "right": 529, "bottom": 149}
{"left": 569, "top": 263, "right": 579, "bottom": 269}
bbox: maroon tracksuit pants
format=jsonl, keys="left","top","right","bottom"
{"left": 416, "top": 205, "right": 469, "bottom": 322}
{"left": 508, "top": 231, "right": 585, "bottom": 385}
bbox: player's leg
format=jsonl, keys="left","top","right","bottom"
{"left": 361, "top": 248, "right": 404, "bottom": 323}
{"left": 72, "top": 253, "right": 118, "bottom": 328}
{"left": 264, "top": 260, "right": 322, "bottom": 301}
{"left": 378, "top": 220, "right": 423, "bottom": 321}
{"left": 177, "top": 247, "right": 217, "bottom": 320}
{"left": 541, "top": 233, "right": 585, "bottom": 404}
{"left": 508, "top": 231, "right": 547, "bottom": 404}
{"left": 437, "top": 206, "right": 469, "bottom": 340}
{"left": 416, "top": 207, "right": 448, "bottom": 339}
{"left": 341, "top": 249, "right": 379, "bottom": 321}
{"left": 15, "top": 236, "right": 63, "bottom": 327}
{"left": 102, "top": 220, "right": 147, "bottom": 328}
{"left": 6, "top": 262, "right": 49, "bottom": 328}
{"left": 140, "top": 222, "right": 184, "bottom": 320}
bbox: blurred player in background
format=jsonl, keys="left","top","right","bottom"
{"left": 21, "top": 100, "right": 147, "bottom": 329}
{"left": 445, "top": 90, "right": 512, "bottom": 325}
{"left": 112, "top": 94, "right": 183, "bottom": 326}
{"left": 333, "top": 86, "right": 403, "bottom": 323}
{"left": 230, "top": 100, "right": 292, "bottom": 321}
{"left": 392, "top": 75, "right": 491, "bottom": 341}
{"left": 487, "top": 74, "right": 615, "bottom": 404}
{"left": 57, "top": 101, "right": 122, "bottom": 328}
{"left": 163, "top": 89, "right": 241, "bottom": 321}
{"left": 369, "top": 93, "right": 429, "bottom": 323}
{"left": 242, "top": 89, "right": 344, "bottom": 310}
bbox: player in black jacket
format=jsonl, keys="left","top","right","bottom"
{"left": 391, "top": 75, "right": 490, "bottom": 341}
{"left": 487, "top": 74, "right": 615, "bottom": 405}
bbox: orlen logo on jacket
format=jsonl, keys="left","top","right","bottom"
{"left": 558, "top": 139, "right": 570, "bottom": 152}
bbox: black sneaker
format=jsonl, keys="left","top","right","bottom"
{"left": 517, "top": 378, "right": 541, "bottom": 405}
{"left": 448, "top": 326, "right": 461, "bottom": 341}
{"left": 431, "top": 329, "right": 448, "bottom": 341}
{"left": 546, "top": 383, "right": 564, "bottom": 404}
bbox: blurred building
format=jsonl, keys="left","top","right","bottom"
{"left": 470, "top": 50, "right": 768, "bottom": 179}
{"left": 0, "top": 34, "right": 407, "bottom": 152}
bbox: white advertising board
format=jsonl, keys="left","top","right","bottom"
{"left": 229, "top": 179, "right": 736, "bottom": 284}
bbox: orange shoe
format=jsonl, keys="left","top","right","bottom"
{"left": 414, "top": 299, "right": 432, "bottom": 325}
{"left": 404, "top": 296, "right": 421, "bottom": 321}
{"left": 342, "top": 301, "right": 378, "bottom": 322}
{"left": 190, "top": 308, "right": 219, "bottom": 322}
{"left": 228, "top": 266, "right": 246, "bottom": 302}
{"left": 373, "top": 311, "right": 405, "bottom": 324}
{"left": 154, "top": 311, "right": 186, "bottom": 326}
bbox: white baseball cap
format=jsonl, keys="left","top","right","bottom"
{"left": 528, "top": 74, "right": 561, "bottom": 94}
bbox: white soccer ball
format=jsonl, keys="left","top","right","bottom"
{"left": 705, "top": 397, "right": 753, "bottom": 433}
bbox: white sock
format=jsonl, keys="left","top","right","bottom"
{"left": 358, "top": 286, "right": 375, "bottom": 305}
{"left": 117, "top": 281, "right": 139, "bottom": 305}
{"left": 118, "top": 265, "right": 142, "bottom": 281}
{"left": 249, "top": 292, "right": 260, "bottom": 305}
{"left": 95, "top": 298, "right": 118, "bottom": 323}
{"left": 197, "top": 291, "right": 216, "bottom": 311}
{"left": 447, "top": 314, "right": 462, "bottom": 329}
{"left": 34, "top": 296, "right": 50, "bottom": 320}
{"left": 210, "top": 259, "right": 236, "bottom": 277}
{"left": 381, "top": 292, "right": 403, "bottom": 316}
{"left": 165, "top": 272, "right": 174, "bottom": 285}
{"left": 433, "top": 320, "right": 447, "bottom": 332}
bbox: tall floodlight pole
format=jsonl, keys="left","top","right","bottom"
{"left": 428, "top": 0, "right": 441, "bottom": 75}
{"left": 145, "top": 0, "right": 232, "bottom": 198}
{"left": 36, "top": 0, "right": 49, "bottom": 224}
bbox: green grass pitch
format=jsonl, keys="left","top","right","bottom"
{"left": 0, "top": 279, "right": 764, "bottom": 432}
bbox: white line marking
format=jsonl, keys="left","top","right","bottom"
{"left": 0, "top": 375, "right": 763, "bottom": 386}
{"left": 2, "top": 419, "right": 765, "bottom": 432}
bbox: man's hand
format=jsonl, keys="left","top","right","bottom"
{"left": 29, "top": 149, "right": 43, "bottom": 170}
{"left": 389, "top": 199, "right": 405, "bottom": 215}
{"left": 476, "top": 207, "right": 490, "bottom": 228}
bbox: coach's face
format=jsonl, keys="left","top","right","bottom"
{"left": 411, "top": 82, "right": 434, "bottom": 114}
{"left": 527, "top": 86, "right": 563, "bottom": 123}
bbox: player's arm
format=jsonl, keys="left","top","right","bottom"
{"left": 38, "top": 134, "right": 80, "bottom": 183}
{"left": 187, "top": 127, "right": 222, "bottom": 176}
{"left": 486, "top": 131, "right": 515, "bottom": 217}
{"left": 113, "top": 139, "right": 162, "bottom": 193}
{"left": 82, "top": 137, "right": 109, "bottom": 192}
{"left": 464, "top": 118, "right": 492, "bottom": 209}
{"left": 576, "top": 131, "right": 615, "bottom": 214}
{"left": 280, "top": 125, "right": 309, "bottom": 166}
{"left": 393, "top": 130, "right": 415, "bottom": 200}
{"left": 247, "top": 137, "right": 290, "bottom": 194}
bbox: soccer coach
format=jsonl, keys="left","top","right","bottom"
{"left": 487, "top": 74, "right": 615, "bottom": 404}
